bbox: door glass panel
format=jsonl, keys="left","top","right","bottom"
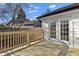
{"left": 61, "top": 20, "right": 69, "bottom": 41}
{"left": 50, "top": 22, "right": 56, "bottom": 38}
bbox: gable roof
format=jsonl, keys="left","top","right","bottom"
{"left": 37, "top": 3, "right": 79, "bottom": 19}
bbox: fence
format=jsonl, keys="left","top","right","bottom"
{"left": 0, "top": 28, "right": 43, "bottom": 53}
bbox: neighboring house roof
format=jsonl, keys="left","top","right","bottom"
{"left": 37, "top": 3, "right": 79, "bottom": 19}
{"left": 7, "top": 18, "right": 30, "bottom": 25}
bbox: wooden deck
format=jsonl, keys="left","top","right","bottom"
{"left": 9, "top": 40, "right": 66, "bottom": 56}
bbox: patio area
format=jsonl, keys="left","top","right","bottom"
{"left": 10, "top": 40, "right": 69, "bottom": 56}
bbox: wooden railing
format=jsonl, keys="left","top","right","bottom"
{"left": 0, "top": 29, "right": 43, "bottom": 53}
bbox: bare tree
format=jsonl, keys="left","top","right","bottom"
{"left": 0, "top": 4, "right": 16, "bottom": 25}
{"left": 10, "top": 3, "right": 35, "bottom": 28}
{"left": 0, "top": 3, "right": 35, "bottom": 28}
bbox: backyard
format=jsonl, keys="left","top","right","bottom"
{"left": 0, "top": 28, "right": 79, "bottom": 56}
{"left": 0, "top": 3, "right": 79, "bottom": 56}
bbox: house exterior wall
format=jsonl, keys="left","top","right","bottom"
{"left": 70, "top": 14, "right": 79, "bottom": 48}
{"left": 40, "top": 9, "right": 79, "bottom": 48}
{"left": 41, "top": 19, "right": 50, "bottom": 40}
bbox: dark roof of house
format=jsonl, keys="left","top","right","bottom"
{"left": 37, "top": 3, "right": 79, "bottom": 19}
{"left": 7, "top": 18, "right": 30, "bottom": 25}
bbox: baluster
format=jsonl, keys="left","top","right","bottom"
{"left": 18, "top": 33, "right": 19, "bottom": 45}
{"left": 23, "top": 33, "right": 25, "bottom": 44}
{"left": 9, "top": 34, "right": 11, "bottom": 47}
{"left": 15, "top": 34, "right": 17, "bottom": 46}
{"left": 14, "top": 34, "right": 16, "bottom": 46}
{"left": 25, "top": 33, "right": 27, "bottom": 44}
{"left": 22, "top": 33, "right": 24, "bottom": 44}
{"left": 24, "top": 33, "right": 25, "bottom": 44}
{"left": 21, "top": 33, "right": 22, "bottom": 44}
{"left": 19, "top": 33, "right": 21, "bottom": 45}
{"left": 17, "top": 34, "right": 18, "bottom": 45}
{"left": 7, "top": 34, "right": 9, "bottom": 49}
{"left": 4, "top": 34, "right": 6, "bottom": 49}
{"left": 22, "top": 33, "right": 23, "bottom": 44}
{"left": 1, "top": 34, "right": 3, "bottom": 50}
{"left": 13, "top": 34, "right": 14, "bottom": 47}
{"left": 27, "top": 32, "right": 29, "bottom": 44}
{"left": 16, "top": 34, "right": 18, "bottom": 46}
{"left": 11, "top": 34, "right": 12, "bottom": 47}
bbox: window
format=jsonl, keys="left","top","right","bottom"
{"left": 50, "top": 22, "right": 56, "bottom": 38}
{"left": 61, "top": 20, "right": 69, "bottom": 41}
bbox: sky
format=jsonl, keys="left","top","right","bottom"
{"left": 0, "top": 3, "right": 71, "bottom": 24}
{"left": 23, "top": 3, "right": 71, "bottom": 20}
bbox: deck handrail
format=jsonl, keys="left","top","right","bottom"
{"left": 0, "top": 28, "right": 43, "bottom": 53}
